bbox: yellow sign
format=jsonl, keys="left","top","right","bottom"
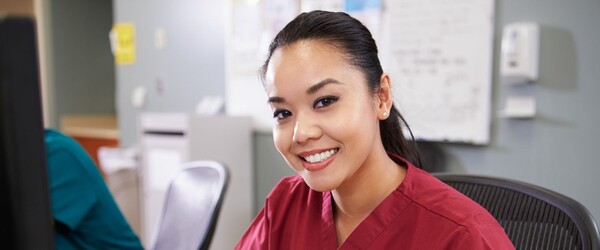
{"left": 113, "top": 23, "right": 136, "bottom": 65}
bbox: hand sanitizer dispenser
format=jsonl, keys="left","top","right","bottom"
{"left": 500, "top": 22, "right": 540, "bottom": 85}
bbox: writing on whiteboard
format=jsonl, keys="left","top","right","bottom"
{"left": 383, "top": 0, "right": 495, "bottom": 144}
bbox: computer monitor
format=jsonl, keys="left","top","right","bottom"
{"left": 0, "top": 17, "right": 53, "bottom": 249}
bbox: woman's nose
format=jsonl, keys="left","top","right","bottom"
{"left": 292, "top": 114, "right": 321, "bottom": 144}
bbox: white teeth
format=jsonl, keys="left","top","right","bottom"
{"left": 303, "top": 149, "right": 337, "bottom": 163}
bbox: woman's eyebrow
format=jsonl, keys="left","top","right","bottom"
{"left": 267, "top": 96, "right": 285, "bottom": 104}
{"left": 306, "top": 78, "right": 342, "bottom": 95}
{"left": 267, "top": 78, "right": 342, "bottom": 104}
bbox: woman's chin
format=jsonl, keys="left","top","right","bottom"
{"left": 301, "top": 175, "right": 338, "bottom": 193}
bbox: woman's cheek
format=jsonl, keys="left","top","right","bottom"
{"left": 329, "top": 107, "right": 369, "bottom": 134}
{"left": 273, "top": 126, "right": 286, "bottom": 153}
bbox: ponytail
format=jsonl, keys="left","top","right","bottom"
{"left": 380, "top": 105, "right": 422, "bottom": 168}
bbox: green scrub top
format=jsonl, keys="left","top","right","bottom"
{"left": 45, "top": 129, "right": 143, "bottom": 250}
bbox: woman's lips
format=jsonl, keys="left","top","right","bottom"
{"left": 300, "top": 148, "right": 338, "bottom": 172}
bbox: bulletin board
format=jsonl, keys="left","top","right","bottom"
{"left": 226, "top": 0, "right": 495, "bottom": 144}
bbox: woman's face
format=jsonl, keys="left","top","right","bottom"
{"left": 264, "top": 40, "right": 383, "bottom": 192}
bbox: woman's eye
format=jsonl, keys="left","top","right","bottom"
{"left": 314, "top": 96, "right": 339, "bottom": 109}
{"left": 273, "top": 109, "right": 292, "bottom": 120}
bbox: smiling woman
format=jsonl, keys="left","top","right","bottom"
{"left": 265, "top": 38, "right": 397, "bottom": 195}
{"left": 236, "top": 10, "right": 514, "bottom": 249}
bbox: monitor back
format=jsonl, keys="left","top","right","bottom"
{"left": 0, "top": 16, "right": 54, "bottom": 249}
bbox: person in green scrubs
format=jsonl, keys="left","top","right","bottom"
{"left": 45, "top": 129, "right": 143, "bottom": 249}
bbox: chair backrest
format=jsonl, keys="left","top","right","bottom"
{"left": 434, "top": 174, "right": 600, "bottom": 250}
{"left": 150, "top": 161, "right": 229, "bottom": 250}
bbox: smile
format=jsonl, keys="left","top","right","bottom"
{"left": 302, "top": 148, "right": 338, "bottom": 163}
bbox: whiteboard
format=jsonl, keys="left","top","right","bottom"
{"left": 226, "top": 0, "right": 496, "bottom": 144}
{"left": 226, "top": 0, "right": 299, "bottom": 132}
{"left": 381, "top": 0, "right": 495, "bottom": 144}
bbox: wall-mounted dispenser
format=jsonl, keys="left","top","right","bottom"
{"left": 500, "top": 22, "right": 540, "bottom": 85}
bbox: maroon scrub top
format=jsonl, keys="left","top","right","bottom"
{"left": 236, "top": 155, "right": 514, "bottom": 249}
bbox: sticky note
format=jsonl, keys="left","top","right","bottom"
{"left": 112, "top": 23, "right": 136, "bottom": 65}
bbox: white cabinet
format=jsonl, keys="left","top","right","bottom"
{"left": 139, "top": 113, "right": 253, "bottom": 249}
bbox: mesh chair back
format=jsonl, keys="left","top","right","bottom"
{"left": 434, "top": 174, "right": 600, "bottom": 250}
{"left": 151, "top": 161, "right": 229, "bottom": 250}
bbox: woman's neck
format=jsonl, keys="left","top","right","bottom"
{"left": 331, "top": 147, "right": 406, "bottom": 245}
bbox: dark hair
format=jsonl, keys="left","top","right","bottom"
{"left": 260, "top": 10, "right": 422, "bottom": 168}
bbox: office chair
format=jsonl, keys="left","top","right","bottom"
{"left": 434, "top": 174, "right": 600, "bottom": 250}
{"left": 150, "top": 161, "right": 229, "bottom": 250}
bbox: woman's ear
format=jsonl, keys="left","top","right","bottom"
{"left": 377, "top": 73, "right": 393, "bottom": 120}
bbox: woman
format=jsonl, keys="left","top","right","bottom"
{"left": 237, "top": 10, "right": 513, "bottom": 249}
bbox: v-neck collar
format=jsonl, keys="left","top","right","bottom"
{"left": 321, "top": 191, "right": 338, "bottom": 249}
{"left": 321, "top": 157, "right": 414, "bottom": 249}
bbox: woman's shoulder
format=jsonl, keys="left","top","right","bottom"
{"left": 263, "top": 175, "right": 326, "bottom": 216}
{"left": 238, "top": 175, "right": 326, "bottom": 249}
{"left": 400, "top": 166, "right": 499, "bottom": 226}
{"left": 44, "top": 129, "right": 77, "bottom": 151}
{"left": 276, "top": 174, "right": 306, "bottom": 187}
{"left": 396, "top": 166, "right": 513, "bottom": 247}
{"left": 266, "top": 175, "right": 312, "bottom": 201}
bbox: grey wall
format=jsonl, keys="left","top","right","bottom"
{"left": 440, "top": 0, "right": 600, "bottom": 222}
{"left": 254, "top": 0, "right": 600, "bottom": 222}
{"left": 253, "top": 132, "right": 294, "bottom": 213}
{"left": 44, "top": 0, "right": 115, "bottom": 128}
{"left": 113, "top": 0, "right": 226, "bottom": 146}
{"left": 109, "top": 0, "right": 600, "bottom": 222}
